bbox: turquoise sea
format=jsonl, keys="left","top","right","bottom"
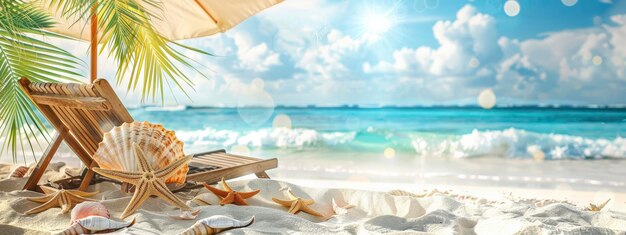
{"left": 129, "top": 106, "right": 626, "bottom": 160}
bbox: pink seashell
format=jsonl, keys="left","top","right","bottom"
{"left": 10, "top": 166, "right": 29, "bottom": 178}
{"left": 70, "top": 202, "right": 110, "bottom": 223}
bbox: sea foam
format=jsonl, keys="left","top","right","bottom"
{"left": 411, "top": 128, "right": 626, "bottom": 159}
{"left": 176, "top": 127, "right": 356, "bottom": 149}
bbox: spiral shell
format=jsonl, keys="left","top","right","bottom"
{"left": 57, "top": 216, "right": 134, "bottom": 235}
{"left": 9, "top": 166, "right": 29, "bottom": 178}
{"left": 179, "top": 216, "right": 254, "bottom": 235}
{"left": 93, "top": 121, "right": 188, "bottom": 184}
{"left": 71, "top": 202, "right": 110, "bottom": 222}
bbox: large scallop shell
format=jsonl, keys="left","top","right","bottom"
{"left": 93, "top": 121, "right": 188, "bottom": 184}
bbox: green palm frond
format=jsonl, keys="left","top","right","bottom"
{"left": 0, "top": 0, "right": 83, "bottom": 163}
{"left": 50, "top": 0, "right": 211, "bottom": 103}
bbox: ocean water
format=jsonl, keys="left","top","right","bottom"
{"left": 129, "top": 107, "right": 626, "bottom": 160}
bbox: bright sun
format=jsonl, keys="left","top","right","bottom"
{"left": 359, "top": 8, "right": 397, "bottom": 42}
{"left": 365, "top": 13, "right": 392, "bottom": 36}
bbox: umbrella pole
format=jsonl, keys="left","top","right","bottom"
{"left": 90, "top": 3, "right": 97, "bottom": 83}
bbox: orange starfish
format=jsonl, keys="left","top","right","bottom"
{"left": 203, "top": 178, "right": 260, "bottom": 206}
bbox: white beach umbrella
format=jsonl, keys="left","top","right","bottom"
{"left": 35, "top": 0, "right": 283, "bottom": 81}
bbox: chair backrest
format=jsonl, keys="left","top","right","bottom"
{"left": 18, "top": 78, "right": 134, "bottom": 166}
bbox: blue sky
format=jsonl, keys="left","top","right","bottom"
{"left": 64, "top": 0, "right": 626, "bottom": 107}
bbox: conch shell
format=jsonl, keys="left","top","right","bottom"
{"left": 179, "top": 215, "right": 254, "bottom": 235}
{"left": 9, "top": 166, "right": 29, "bottom": 178}
{"left": 93, "top": 121, "right": 188, "bottom": 184}
{"left": 56, "top": 216, "right": 134, "bottom": 235}
{"left": 70, "top": 202, "right": 110, "bottom": 223}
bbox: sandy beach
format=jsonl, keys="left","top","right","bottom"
{"left": 1, "top": 163, "right": 625, "bottom": 234}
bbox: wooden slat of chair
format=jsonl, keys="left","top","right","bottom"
{"left": 199, "top": 155, "right": 243, "bottom": 167}
{"left": 92, "top": 79, "right": 134, "bottom": 123}
{"left": 29, "top": 94, "right": 111, "bottom": 111}
{"left": 212, "top": 153, "right": 256, "bottom": 163}
{"left": 57, "top": 84, "right": 101, "bottom": 150}
{"left": 62, "top": 84, "right": 103, "bottom": 150}
{"left": 79, "top": 84, "right": 117, "bottom": 131}
{"left": 187, "top": 157, "right": 277, "bottom": 183}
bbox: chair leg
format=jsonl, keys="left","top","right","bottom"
{"left": 23, "top": 133, "right": 63, "bottom": 192}
{"left": 79, "top": 168, "right": 95, "bottom": 191}
{"left": 255, "top": 171, "right": 270, "bottom": 179}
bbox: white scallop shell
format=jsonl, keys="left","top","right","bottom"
{"left": 93, "top": 121, "right": 188, "bottom": 184}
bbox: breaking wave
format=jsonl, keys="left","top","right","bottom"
{"left": 411, "top": 128, "right": 626, "bottom": 159}
{"left": 142, "top": 127, "right": 626, "bottom": 160}
{"left": 176, "top": 127, "right": 356, "bottom": 149}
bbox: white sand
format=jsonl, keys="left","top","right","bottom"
{"left": 0, "top": 163, "right": 625, "bottom": 234}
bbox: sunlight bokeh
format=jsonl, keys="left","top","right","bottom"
{"left": 468, "top": 58, "right": 480, "bottom": 68}
{"left": 237, "top": 78, "right": 275, "bottom": 126}
{"left": 478, "top": 89, "right": 497, "bottom": 109}
{"left": 504, "top": 0, "right": 520, "bottom": 17}
{"left": 592, "top": 55, "right": 603, "bottom": 66}
{"left": 561, "top": 0, "right": 578, "bottom": 7}
{"left": 272, "top": 114, "right": 292, "bottom": 129}
{"left": 384, "top": 147, "right": 396, "bottom": 159}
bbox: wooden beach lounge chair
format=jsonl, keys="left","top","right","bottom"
{"left": 18, "top": 78, "right": 277, "bottom": 192}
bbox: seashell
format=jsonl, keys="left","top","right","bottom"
{"left": 179, "top": 215, "right": 254, "bottom": 235}
{"left": 57, "top": 216, "right": 134, "bottom": 235}
{"left": 93, "top": 121, "right": 188, "bottom": 184}
{"left": 10, "top": 166, "right": 29, "bottom": 178}
{"left": 332, "top": 198, "right": 355, "bottom": 215}
{"left": 71, "top": 202, "right": 110, "bottom": 223}
{"left": 189, "top": 193, "right": 221, "bottom": 206}
{"left": 168, "top": 209, "right": 200, "bottom": 220}
{"left": 388, "top": 189, "right": 427, "bottom": 198}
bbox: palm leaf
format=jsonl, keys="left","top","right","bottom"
{"left": 49, "top": 0, "right": 212, "bottom": 103}
{"left": 0, "top": 0, "right": 83, "bottom": 163}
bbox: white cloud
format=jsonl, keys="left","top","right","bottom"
{"left": 496, "top": 14, "right": 626, "bottom": 102}
{"left": 232, "top": 33, "right": 281, "bottom": 72}
{"left": 296, "top": 29, "right": 365, "bottom": 80}
{"left": 364, "top": 5, "right": 500, "bottom": 79}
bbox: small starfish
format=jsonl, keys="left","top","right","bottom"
{"left": 586, "top": 199, "right": 611, "bottom": 211}
{"left": 272, "top": 189, "right": 322, "bottom": 217}
{"left": 93, "top": 143, "right": 192, "bottom": 219}
{"left": 25, "top": 186, "right": 98, "bottom": 214}
{"left": 203, "top": 178, "right": 260, "bottom": 206}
